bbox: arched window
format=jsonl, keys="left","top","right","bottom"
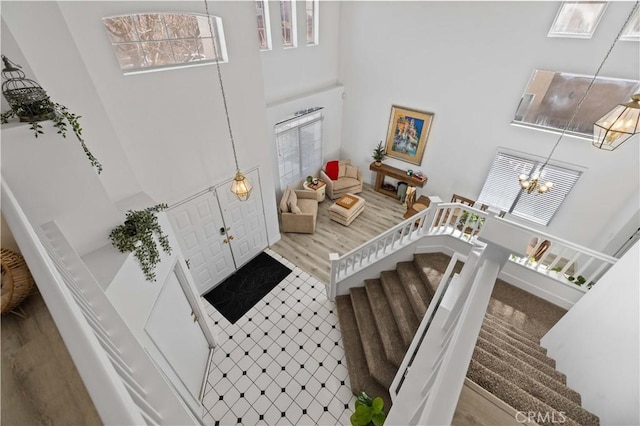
{"left": 103, "top": 12, "right": 227, "bottom": 74}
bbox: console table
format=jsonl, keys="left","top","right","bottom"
{"left": 369, "top": 162, "right": 427, "bottom": 199}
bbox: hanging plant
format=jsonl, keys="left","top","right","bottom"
{"left": 1, "top": 55, "right": 102, "bottom": 174}
{"left": 109, "top": 204, "right": 172, "bottom": 282}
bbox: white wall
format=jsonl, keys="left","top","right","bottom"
{"left": 337, "top": 1, "right": 639, "bottom": 249}
{"left": 541, "top": 242, "right": 639, "bottom": 425}
{"left": 2, "top": 1, "right": 281, "bottom": 252}
{"left": 260, "top": 1, "right": 341, "bottom": 104}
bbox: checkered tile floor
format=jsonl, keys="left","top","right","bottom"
{"left": 201, "top": 250, "right": 356, "bottom": 425}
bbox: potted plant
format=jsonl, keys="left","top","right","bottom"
{"left": 372, "top": 141, "right": 385, "bottom": 166}
{"left": 350, "top": 392, "right": 386, "bottom": 426}
{"left": 457, "top": 210, "right": 485, "bottom": 235}
{"left": 1, "top": 56, "right": 102, "bottom": 173}
{"left": 109, "top": 204, "right": 172, "bottom": 282}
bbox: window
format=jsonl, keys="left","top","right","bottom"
{"left": 621, "top": 8, "right": 640, "bottom": 41}
{"left": 512, "top": 69, "right": 639, "bottom": 139}
{"left": 255, "top": 0, "right": 272, "bottom": 50}
{"left": 275, "top": 108, "right": 323, "bottom": 189}
{"left": 477, "top": 151, "right": 581, "bottom": 226}
{"left": 103, "top": 13, "right": 226, "bottom": 74}
{"left": 306, "top": 0, "right": 319, "bottom": 46}
{"left": 280, "top": 1, "right": 297, "bottom": 48}
{"left": 548, "top": 1, "right": 607, "bottom": 38}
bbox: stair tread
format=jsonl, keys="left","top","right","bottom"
{"left": 364, "top": 279, "right": 407, "bottom": 367}
{"left": 379, "top": 271, "right": 418, "bottom": 346}
{"left": 336, "top": 296, "right": 392, "bottom": 410}
{"left": 472, "top": 347, "right": 599, "bottom": 425}
{"left": 481, "top": 324, "right": 552, "bottom": 364}
{"left": 336, "top": 251, "right": 596, "bottom": 426}
{"left": 350, "top": 287, "right": 398, "bottom": 389}
{"left": 475, "top": 337, "right": 580, "bottom": 404}
{"left": 467, "top": 359, "right": 584, "bottom": 426}
{"left": 484, "top": 312, "right": 540, "bottom": 343}
{"left": 413, "top": 252, "right": 463, "bottom": 295}
{"left": 336, "top": 296, "right": 369, "bottom": 394}
{"left": 483, "top": 316, "right": 541, "bottom": 346}
{"left": 396, "top": 262, "right": 432, "bottom": 319}
{"left": 478, "top": 331, "right": 562, "bottom": 378}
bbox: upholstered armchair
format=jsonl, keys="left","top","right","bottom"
{"left": 279, "top": 188, "right": 319, "bottom": 234}
{"left": 319, "top": 160, "right": 364, "bottom": 200}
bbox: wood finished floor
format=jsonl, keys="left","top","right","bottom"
{"left": 1, "top": 289, "right": 101, "bottom": 426}
{"left": 271, "top": 184, "right": 407, "bottom": 285}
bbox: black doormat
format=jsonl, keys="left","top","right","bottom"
{"left": 203, "top": 252, "right": 291, "bottom": 324}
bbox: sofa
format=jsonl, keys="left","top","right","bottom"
{"left": 319, "top": 159, "right": 364, "bottom": 200}
{"left": 279, "top": 187, "right": 319, "bottom": 233}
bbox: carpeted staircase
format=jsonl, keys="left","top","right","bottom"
{"left": 336, "top": 252, "right": 600, "bottom": 426}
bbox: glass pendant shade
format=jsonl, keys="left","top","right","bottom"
{"left": 231, "top": 171, "right": 252, "bottom": 201}
{"left": 593, "top": 94, "right": 640, "bottom": 151}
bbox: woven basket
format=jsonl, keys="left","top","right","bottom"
{"left": 1, "top": 248, "right": 35, "bottom": 314}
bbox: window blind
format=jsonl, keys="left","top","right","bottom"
{"left": 275, "top": 110, "right": 323, "bottom": 190}
{"left": 477, "top": 151, "right": 581, "bottom": 226}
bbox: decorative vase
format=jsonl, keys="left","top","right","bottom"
{"left": 374, "top": 161, "right": 382, "bottom": 167}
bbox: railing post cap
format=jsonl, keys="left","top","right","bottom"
{"left": 329, "top": 253, "right": 340, "bottom": 260}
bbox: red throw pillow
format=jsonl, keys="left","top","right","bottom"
{"left": 325, "top": 161, "right": 339, "bottom": 180}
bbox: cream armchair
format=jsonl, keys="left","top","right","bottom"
{"left": 279, "top": 188, "right": 319, "bottom": 234}
{"left": 319, "top": 159, "right": 364, "bottom": 199}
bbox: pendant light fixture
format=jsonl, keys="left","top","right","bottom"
{"left": 593, "top": 93, "right": 640, "bottom": 150}
{"left": 519, "top": 1, "right": 639, "bottom": 194}
{"left": 203, "top": 0, "right": 252, "bottom": 201}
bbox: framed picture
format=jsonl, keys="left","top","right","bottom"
{"left": 384, "top": 105, "right": 434, "bottom": 166}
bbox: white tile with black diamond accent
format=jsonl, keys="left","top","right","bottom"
{"left": 201, "top": 249, "right": 357, "bottom": 425}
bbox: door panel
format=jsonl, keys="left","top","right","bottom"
{"left": 168, "top": 194, "right": 235, "bottom": 294}
{"left": 145, "top": 270, "right": 210, "bottom": 406}
{"left": 216, "top": 169, "right": 268, "bottom": 268}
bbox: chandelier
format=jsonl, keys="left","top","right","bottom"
{"left": 204, "top": 0, "right": 252, "bottom": 201}
{"left": 519, "top": 1, "right": 639, "bottom": 194}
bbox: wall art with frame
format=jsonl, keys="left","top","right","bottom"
{"left": 384, "top": 105, "right": 434, "bottom": 166}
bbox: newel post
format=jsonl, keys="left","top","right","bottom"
{"left": 327, "top": 252, "right": 340, "bottom": 301}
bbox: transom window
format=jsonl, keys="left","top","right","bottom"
{"left": 477, "top": 151, "right": 582, "bottom": 226}
{"left": 280, "top": 1, "right": 298, "bottom": 48}
{"left": 548, "top": 1, "right": 607, "bottom": 39}
{"left": 103, "top": 13, "right": 227, "bottom": 74}
{"left": 255, "top": 0, "right": 272, "bottom": 50}
{"left": 306, "top": 0, "right": 319, "bottom": 46}
{"left": 275, "top": 108, "right": 323, "bottom": 190}
{"left": 512, "top": 69, "right": 639, "bottom": 139}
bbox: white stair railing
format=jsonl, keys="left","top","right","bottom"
{"left": 386, "top": 241, "right": 511, "bottom": 426}
{"left": 1, "top": 179, "right": 198, "bottom": 425}
{"left": 328, "top": 197, "right": 490, "bottom": 301}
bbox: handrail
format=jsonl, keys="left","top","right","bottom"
{"left": 482, "top": 216, "right": 617, "bottom": 288}
{"left": 1, "top": 179, "right": 146, "bottom": 425}
{"left": 328, "top": 198, "right": 490, "bottom": 301}
{"left": 327, "top": 198, "right": 436, "bottom": 300}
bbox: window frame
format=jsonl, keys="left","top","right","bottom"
{"left": 477, "top": 150, "right": 582, "bottom": 226}
{"left": 255, "top": 0, "right": 273, "bottom": 51}
{"left": 620, "top": 8, "right": 640, "bottom": 41}
{"left": 511, "top": 69, "right": 640, "bottom": 140}
{"left": 305, "top": 0, "right": 319, "bottom": 46}
{"left": 280, "top": 0, "right": 298, "bottom": 48}
{"left": 547, "top": 1, "right": 608, "bottom": 39}
{"left": 103, "top": 12, "right": 228, "bottom": 75}
{"left": 275, "top": 108, "right": 324, "bottom": 190}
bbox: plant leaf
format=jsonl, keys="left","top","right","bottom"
{"left": 372, "top": 411, "right": 386, "bottom": 426}
{"left": 371, "top": 397, "right": 384, "bottom": 414}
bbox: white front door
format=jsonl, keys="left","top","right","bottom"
{"left": 145, "top": 269, "right": 211, "bottom": 410}
{"left": 216, "top": 169, "right": 268, "bottom": 268}
{"left": 168, "top": 193, "right": 235, "bottom": 294}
